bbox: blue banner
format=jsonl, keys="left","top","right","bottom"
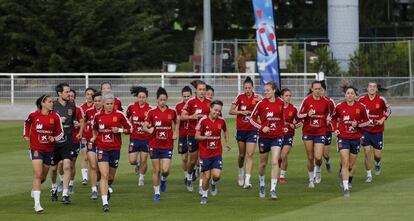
{"left": 252, "top": 0, "right": 281, "bottom": 91}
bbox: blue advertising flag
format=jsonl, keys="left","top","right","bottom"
{"left": 252, "top": 0, "right": 281, "bottom": 91}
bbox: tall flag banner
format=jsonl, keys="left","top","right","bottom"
{"left": 252, "top": 0, "right": 281, "bottom": 91}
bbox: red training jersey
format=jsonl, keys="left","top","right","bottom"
{"left": 176, "top": 101, "right": 189, "bottom": 138}
{"left": 92, "top": 110, "right": 131, "bottom": 150}
{"left": 114, "top": 97, "right": 123, "bottom": 112}
{"left": 126, "top": 102, "right": 152, "bottom": 140}
{"left": 232, "top": 92, "right": 261, "bottom": 131}
{"left": 80, "top": 102, "right": 94, "bottom": 114}
{"left": 83, "top": 108, "right": 101, "bottom": 140}
{"left": 332, "top": 101, "right": 370, "bottom": 139}
{"left": 23, "top": 110, "right": 64, "bottom": 152}
{"left": 249, "top": 98, "right": 285, "bottom": 138}
{"left": 182, "top": 97, "right": 211, "bottom": 136}
{"left": 196, "top": 116, "right": 227, "bottom": 158}
{"left": 145, "top": 106, "right": 177, "bottom": 149}
{"left": 358, "top": 95, "right": 391, "bottom": 133}
{"left": 72, "top": 105, "right": 84, "bottom": 144}
{"left": 298, "top": 95, "right": 331, "bottom": 136}
{"left": 283, "top": 103, "right": 301, "bottom": 136}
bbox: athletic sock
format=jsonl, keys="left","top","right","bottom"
{"left": 62, "top": 189, "right": 69, "bottom": 197}
{"left": 33, "top": 190, "right": 41, "bottom": 205}
{"left": 202, "top": 189, "right": 208, "bottom": 198}
{"left": 259, "top": 176, "right": 265, "bottom": 186}
{"left": 238, "top": 168, "right": 244, "bottom": 177}
{"left": 101, "top": 195, "right": 108, "bottom": 205}
{"left": 160, "top": 176, "right": 167, "bottom": 182}
{"left": 139, "top": 174, "right": 145, "bottom": 180}
{"left": 184, "top": 171, "right": 188, "bottom": 178}
{"left": 325, "top": 157, "right": 330, "bottom": 164}
{"left": 81, "top": 168, "right": 88, "bottom": 180}
{"left": 59, "top": 175, "right": 64, "bottom": 182}
{"left": 343, "top": 180, "right": 349, "bottom": 190}
{"left": 367, "top": 170, "right": 372, "bottom": 177}
{"left": 308, "top": 171, "right": 314, "bottom": 182}
{"left": 51, "top": 183, "right": 58, "bottom": 191}
{"left": 245, "top": 174, "right": 251, "bottom": 184}
{"left": 349, "top": 176, "right": 353, "bottom": 184}
{"left": 211, "top": 180, "right": 217, "bottom": 185}
{"left": 375, "top": 161, "right": 381, "bottom": 166}
{"left": 199, "top": 179, "right": 203, "bottom": 187}
{"left": 69, "top": 180, "right": 74, "bottom": 186}
{"left": 187, "top": 173, "right": 193, "bottom": 182}
{"left": 91, "top": 186, "right": 97, "bottom": 192}
{"left": 271, "top": 179, "right": 278, "bottom": 191}
{"left": 280, "top": 170, "right": 286, "bottom": 178}
{"left": 153, "top": 185, "right": 160, "bottom": 195}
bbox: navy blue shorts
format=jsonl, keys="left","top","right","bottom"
{"left": 258, "top": 137, "right": 283, "bottom": 154}
{"left": 236, "top": 130, "right": 258, "bottom": 143}
{"left": 337, "top": 138, "right": 361, "bottom": 155}
{"left": 325, "top": 131, "right": 332, "bottom": 146}
{"left": 97, "top": 148, "right": 120, "bottom": 168}
{"left": 30, "top": 150, "right": 53, "bottom": 166}
{"left": 149, "top": 148, "right": 173, "bottom": 160}
{"left": 362, "top": 131, "right": 384, "bottom": 150}
{"left": 71, "top": 143, "right": 81, "bottom": 158}
{"left": 86, "top": 142, "right": 97, "bottom": 153}
{"left": 178, "top": 137, "right": 188, "bottom": 154}
{"left": 282, "top": 135, "right": 294, "bottom": 147}
{"left": 187, "top": 136, "right": 199, "bottom": 153}
{"left": 128, "top": 139, "right": 149, "bottom": 153}
{"left": 302, "top": 135, "right": 326, "bottom": 144}
{"left": 200, "top": 155, "right": 223, "bottom": 172}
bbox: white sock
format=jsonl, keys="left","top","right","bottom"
{"left": 199, "top": 178, "right": 203, "bottom": 187}
{"left": 367, "top": 170, "right": 372, "bottom": 177}
{"left": 59, "top": 175, "right": 64, "bottom": 182}
{"left": 245, "top": 174, "right": 251, "bottom": 184}
{"left": 51, "top": 183, "right": 57, "bottom": 190}
{"left": 69, "top": 180, "right": 74, "bottom": 186}
{"left": 184, "top": 171, "right": 188, "bottom": 178}
{"left": 153, "top": 185, "right": 160, "bottom": 195}
{"left": 271, "top": 179, "right": 278, "bottom": 191}
{"left": 202, "top": 189, "right": 208, "bottom": 197}
{"left": 259, "top": 176, "right": 265, "bottom": 186}
{"left": 91, "top": 186, "right": 97, "bottom": 192}
{"left": 316, "top": 165, "right": 321, "bottom": 173}
{"left": 343, "top": 180, "right": 349, "bottom": 190}
{"left": 308, "top": 171, "right": 314, "bottom": 182}
{"left": 81, "top": 169, "right": 88, "bottom": 180}
{"left": 101, "top": 195, "right": 108, "bottom": 205}
{"left": 161, "top": 176, "right": 167, "bottom": 182}
{"left": 139, "top": 174, "right": 145, "bottom": 180}
{"left": 280, "top": 170, "right": 286, "bottom": 178}
{"left": 63, "top": 188, "right": 69, "bottom": 197}
{"left": 187, "top": 173, "right": 193, "bottom": 181}
{"left": 211, "top": 180, "right": 217, "bottom": 185}
{"left": 33, "top": 190, "right": 41, "bottom": 205}
{"left": 239, "top": 168, "right": 244, "bottom": 177}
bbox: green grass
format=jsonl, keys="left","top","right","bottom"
{"left": 1, "top": 117, "right": 414, "bottom": 220}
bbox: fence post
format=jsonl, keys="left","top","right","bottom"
{"left": 237, "top": 73, "right": 241, "bottom": 95}
{"left": 408, "top": 40, "right": 413, "bottom": 98}
{"left": 85, "top": 73, "right": 89, "bottom": 89}
{"left": 10, "top": 74, "right": 14, "bottom": 105}
{"left": 161, "top": 73, "right": 165, "bottom": 88}
{"left": 303, "top": 42, "right": 307, "bottom": 97}
{"left": 213, "top": 40, "right": 217, "bottom": 73}
{"left": 234, "top": 38, "right": 239, "bottom": 72}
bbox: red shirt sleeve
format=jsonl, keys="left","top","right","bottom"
{"left": 54, "top": 113, "right": 64, "bottom": 141}
{"left": 331, "top": 105, "right": 339, "bottom": 131}
{"left": 23, "top": 113, "right": 32, "bottom": 137}
{"left": 249, "top": 101, "right": 264, "bottom": 130}
{"left": 358, "top": 104, "right": 370, "bottom": 128}
{"left": 120, "top": 112, "right": 132, "bottom": 134}
{"left": 298, "top": 98, "right": 308, "bottom": 119}
{"left": 232, "top": 94, "right": 241, "bottom": 106}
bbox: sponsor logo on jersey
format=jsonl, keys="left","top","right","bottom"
{"left": 133, "top": 116, "right": 139, "bottom": 121}
{"left": 112, "top": 116, "right": 118, "bottom": 122}
{"left": 49, "top": 118, "right": 54, "bottom": 124}
{"left": 36, "top": 124, "right": 43, "bottom": 129}
{"left": 99, "top": 124, "right": 105, "bottom": 129}
{"left": 266, "top": 112, "right": 274, "bottom": 118}
{"left": 155, "top": 121, "right": 162, "bottom": 126}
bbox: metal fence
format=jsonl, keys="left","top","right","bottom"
{"left": 212, "top": 39, "right": 414, "bottom": 80}
{"left": 0, "top": 72, "right": 321, "bottom": 106}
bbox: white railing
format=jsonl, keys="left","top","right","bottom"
{"left": 0, "top": 72, "right": 322, "bottom": 105}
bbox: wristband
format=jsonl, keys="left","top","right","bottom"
{"left": 118, "top": 128, "right": 123, "bottom": 133}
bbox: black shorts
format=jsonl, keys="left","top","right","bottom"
{"left": 52, "top": 141, "right": 74, "bottom": 165}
